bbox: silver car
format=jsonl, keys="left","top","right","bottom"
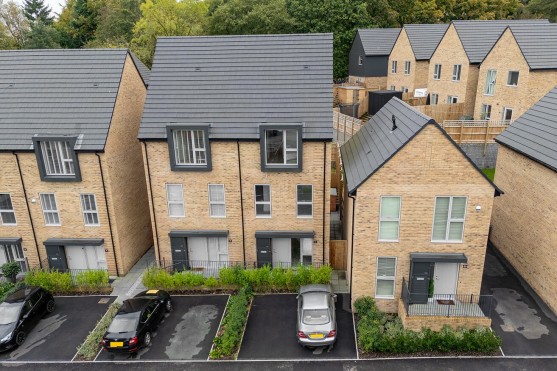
{"left": 296, "top": 284, "right": 337, "bottom": 347}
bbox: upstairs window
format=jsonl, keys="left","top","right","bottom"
{"left": 0, "top": 194, "right": 16, "bottom": 225}
{"left": 296, "top": 185, "right": 313, "bottom": 218}
{"left": 167, "top": 126, "right": 211, "bottom": 171}
{"left": 208, "top": 184, "right": 226, "bottom": 218}
{"left": 391, "top": 60, "right": 397, "bottom": 73}
{"left": 40, "top": 193, "right": 60, "bottom": 226}
{"left": 358, "top": 56, "right": 363, "bottom": 66}
{"left": 33, "top": 137, "right": 81, "bottom": 182}
{"left": 485, "top": 69, "right": 497, "bottom": 95}
{"left": 432, "top": 196, "right": 467, "bottom": 242}
{"left": 80, "top": 194, "right": 99, "bottom": 226}
{"left": 404, "top": 61, "right": 411, "bottom": 75}
{"left": 260, "top": 125, "right": 302, "bottom": 171}
{"left": 452, "top": 64, "right": 462, "bottom": 81}
{"left": 433, "top": 64, "right": 442, "bottom": 80}
{"left": 379, "top": 196, "right": 400, "bottom": 241}
{"left": 507, "top": 71, "right": 519, "bottom": 86}
{"left": 166, "top": 184, "right": 185, "bottom": 217}
{"left": 255, "top": 185, "right": 271, "bottom": 217}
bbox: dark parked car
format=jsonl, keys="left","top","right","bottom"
{"left": 0, "top": 286, "right": 56, "bottom": 351}
{"left": 102, "top": 290, "right": 172, "bottom": 353}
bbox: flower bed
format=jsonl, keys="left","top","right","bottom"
{"left": 75, "top": 302, "right": 122, "bottom": 361}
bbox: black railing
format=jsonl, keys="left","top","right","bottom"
{"left": 401, "top": 278, "right": 494, "bottom": 318}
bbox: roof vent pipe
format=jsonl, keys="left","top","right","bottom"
{"left": 391, "top": 115, "right": 397, "bottom": 132}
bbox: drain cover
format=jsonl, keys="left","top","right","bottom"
{"left": 98, "top": 298, "right": 110, "bottom": 304}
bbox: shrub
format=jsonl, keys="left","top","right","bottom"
{"left": 205, "top": 276, "right": 218, "bottom": 288}
{"left": 75, "top": 270, "right": 109, "bottom": 289}
{"left": 0, "top": 281, "right": 15, "bottom": 302}
{"left": 24, "top": 269, "right": 74, "bottom": 293}
{"left": 75, "top": 302, "right": 121, "bottom": 360}
{"left": 1, "top": 262, "right": 21, "bottom": 282}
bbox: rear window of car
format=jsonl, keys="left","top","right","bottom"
{"left": 302, "top": 309, "right": 330, "bottom": 325}
{"left": 108, "top": 312, "right": 140, "bottom": 333}
{"left": 0, "top": 302, "right": 23, "bottom": 325}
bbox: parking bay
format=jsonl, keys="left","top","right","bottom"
{"left": 96, "top": 295, "right": 228, "bottom": 361}
{"left": 238, "top": 294, "right": 357, "bottom": 360}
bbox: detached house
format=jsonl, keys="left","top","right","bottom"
{"left": 387, "top": 23, "right": 448, "bottom": 94}
{"left": 341, "top": 98, "right": 500, "bottom": 329}
{"left": 139, "top": 34, "right": 333, "bottom": 271}
{"left": 474, "top": 23, "right": 557, "bottom": 122}
{"left": 490, "top": 87, "right": 557, "bottom": 315}
{"left": 0, "top": 49, "right": 153, "bottom": 276}
{"left": 428, "top": 19, "right": 548, "bottom": 116}
{"left": 348, "top": 28, "right": 401, "bottom": 89}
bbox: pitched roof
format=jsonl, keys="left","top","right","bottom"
{"left": 404, "top": 23, "right": 449, "bottom": 60}
{"left": 341, "top": 97, "right": 500, "bottom": 194}
{"left": 506, "top": 23, "right": 557, "bottom": 70}
{"left": 0, "top": 49, "right": 133, "bottom": 151}
{"left": 357, "top": 28, "right": 401, "bottom": 56}
{"left": 130, "top": 52, "right": 151, "bottom": 85}
{"left": 452, "top": 19, "right": 550, "bottom": 64}
{"left": 496, "top": 86, "right": 557, "bottom": 172}
{"left": 139, "top": 34, "right": 333, "bottom": 141}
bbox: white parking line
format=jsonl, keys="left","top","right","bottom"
{"left": 352, "top": 311, "right": 359, "bottom": 360}
{"left": 93, "top": 348, "right": 103, "bottom": 362}
{"left": 208, "top": 295, "right": 231, "bottom": 361}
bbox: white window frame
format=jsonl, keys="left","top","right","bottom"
{"left": 264, "top": 129, "right": 299, "bottom": 166}
{"left": 172, "top": 129, "right": 207, "bottom": 166}
{"left": 452, "top": 64, "right": 462, "bottom": 81}
{"left": 402, "top": 86, "right": 409, "bottom": 93}
{"left": 431, "top": 93, "right": 439, "bottom": 105}
{"left": 404, "top": 60, "right": 411, "bottom": 75}
{"left": 166, "top": 184, "right": 185, "bottom": 218}
{"left": 40, "top": 140, "right": 75, "bottom": 176}
{"left": 358, "top": 55, "right": 363, "bottom": 66}
{"left": 39, "top": 193, "right": 60, "bottom": 226}
{"left": 484, "top": 69, "right": 497, "bottom": 96}
{"left": 502, "top": 107, "right": 513, "bottom": 122}
{"left": 391, "top": 60, "right": 397, "bottom": 74}
{"left": 80, "top": 194, "right": 100, "bottom": 226}
{"left": 0, "top": 193, "right": 16, "bottom": 226}
{"left": 390, "top": 85, "right": 396, "bottom": 91}
{"left": 375, "top": 256, "right": 397, "bottom": 299}
{"left": 447, "top": 95, "right": 458, "bottom": 104}
{"left": 433, "top": 64, "right": 442, "bottom": 80}
{"left": 378, "top": 196, "right": 401, "bottom": 242}
{"left": 431, "top": 196, "right": 468, "bottom": 243}
{"left": 480, "top": 104, "right": 492, "bottom": 120}
{"left": 507, "top": 71, "right": 519, "bottom": 87}
{"left": 254, "top": 184, "right": 272, "bottom": 218}
{"left": 296, "top": 184, "right": 313, "bottom": 218}
{"left": 0, "top": 243, "right": 27, "bottom": 273}
{"left": 208, "top": 184, "right": 226, "bottom": 218}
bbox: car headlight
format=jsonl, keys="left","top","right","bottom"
{"left": 1, "top": 333, "right": 12, "bottom": 343}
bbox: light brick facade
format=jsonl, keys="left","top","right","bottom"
{"left": 387, "top": 29, "right": 430, "bottom": 93}
{"left": 490, "top": 146, "right": 557, "bottom": 314}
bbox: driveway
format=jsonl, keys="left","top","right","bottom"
{"left": 238, "top": 293, "right": 357, "bottom": 360}
{"left": 0, "top": 296, "right": 115, "bottom": 361}
{"left": 96, "top": 295, "right": 228, "bottom": 361}
{"left": 482, "top": 245, "right": 557, "bottom": 355}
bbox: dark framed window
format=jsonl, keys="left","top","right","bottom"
{"left": 254, "top": 184, "right": 271, "bottom": 217}
{"left": 260, "top": 125, "right": 302, "bottom": 172}
{"left": 33, "top": 137, "right": 81, "bottom": 182}
{"left": 296, "top": 185, "right": 313, "bottom": 218}
{"left": 166, "top": 125, "right": 212, "bottom": 171}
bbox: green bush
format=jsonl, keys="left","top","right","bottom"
{"left": 75, "top": 302, "right": 121, "bottom": 360}
{"left": 0, "top": 282, "right": 15, "bottom": 302}
{"left": 355, "top": 296, "right": 502, "bottom": 354}
{"left": 1, "top": 262, "right": 21, "bottom": 281}
{"left": 24, "top": 269, "right": 74, "bottom": 293}
{"left": 75, "top": 270, "right": 109, "bottom": 288}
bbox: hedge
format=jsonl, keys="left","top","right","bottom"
{"left": 75, "top": 302, "right": 122, "bottom": 360}
{"left": 24, "top": 269, "right": 110, "bottom": 294}
{"left": 354, "top": 296, "right": 502, "bottom": 354}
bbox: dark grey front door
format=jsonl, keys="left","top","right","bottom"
{"left": 45, "top": 244, "right": 68, "bottom": 271}
{"left": 170, "top": 237, "right": 188, "bottom": 271}
{"left": 409, "top": 261, "right": 431, "bottom": 304}
{"left": 256, "top": 238, "right": 272, "bottom": 268}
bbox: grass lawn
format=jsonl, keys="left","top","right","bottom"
{"left": 482, "top": 168, "right": 495, "bottom": 181}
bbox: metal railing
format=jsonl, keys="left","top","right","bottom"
{"left": 401, "top": 278, "right": 494, "bottom": 318}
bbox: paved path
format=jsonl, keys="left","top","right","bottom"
{"left": 111, "top": 247, "right": 155, "bottom": 302}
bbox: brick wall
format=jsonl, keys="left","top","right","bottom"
{"left": 490, "top": 146, "right": 557, "bottom": 314}
{"left": 387, "top": 29, "right": 416, "bottom": 92}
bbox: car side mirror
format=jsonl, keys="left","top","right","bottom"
{"left": 296, "top": 295, "right": 300, "bottom": 300}
{"left": 332, "top": 294, "right": 337, "bottom": 303}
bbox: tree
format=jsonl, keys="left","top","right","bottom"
{"left": 131, "top": 0, "right": 208, "bottom": 67}
{"left": 207, "top": 0, "right": 296, "bottom": 35}
{"left": 24, "top": 20, "right": 60, "bottom": 48}
{"left": 0, "top": 0, "right": 30, "bottom": 47}
{"left": 366, "top": 0, "right": 398, "bottom": 28}
{"left": 525, "top": 0, "right": 557, "bottom": 22}
{"left": 56, "top": 0, "right": 99, "bottom": 48}
{"left": 90, "top": 0, "right": 142, "bottom": 46}
{"left": 23, "top": 0, "right": 53, "bottom": 24}
{"left": 0, "top": 19, "right": 17, "bottom": 48}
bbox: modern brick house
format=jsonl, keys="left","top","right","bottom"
{"left": 340, "top": 98, "right": 500, "bottom": 328}
{"left": 474, "top": 23, "right": 557, "bottom": 122}
{"left": 138, "top": 34, "right": 333, "bottom": 271}
{"left": 0, "top": 49, "right": 153, "bottom": 276}
{"left": 387, "top": 24, "right": 448, "bottom": 94}
{"left": 428, "top": 20, "right": 548, "bottom": 117}
{"left": 490, "top": 87, "right": 557, "bottom": 315}
{"left": 348, "top": 28, "right": 401, "bottom": 89}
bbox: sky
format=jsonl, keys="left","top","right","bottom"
{"left": 17, "top": 0, "right": 65, "bottom": 16}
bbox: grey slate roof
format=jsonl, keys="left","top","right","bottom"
{"left": 357, "top": 28, "right": 401, "bottom": 56}
{"left": 506, "top": 23, "right": 557, "bottom": 70}
{"left": 139, "top": 34, "right": 333, "bottom": 141}
{"left": 0, "top": 49, "right": 132, "bottom": 151}
{"left": 341, "top": 97, "right": 500, "bottom": 194}
{"left": 496, "top": 86, "right": 557, "bottom": 172}
{"left": 451, "top": 19, "right": 550, "bottom": 64}
{"left": 130, "top": 52, "right": 151, "bottom": 85}
{"left": 404, "top": 23, "right": 449, "bottom": 60}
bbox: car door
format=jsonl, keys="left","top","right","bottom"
{"left": 26, "top": 292, "right": 43, "bottom": 327}
{"left": 149, "top": 301, "right": 164, "bottom": 326}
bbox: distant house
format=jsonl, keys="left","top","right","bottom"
{"left": 490, "top": 87, "right": 557, "bottom": 315}
{"left": 387, "top": 24, "right": 448, "bottom": 95}
{"left": 0, "top": 49, "right": 152, "bottom": 276}
{"left": 474, "top": 23, "right": 557, "bottom": 122}
{"left": 428, "top": 20, "right": 549, "bottom": 117}
{"left": 340, "top": 97, "right": 500, "bottom": 330}
{"left": 139, "top": 34, "right": 333, "bottom": 272}
{"left": 348, "top": 28, "right": 401, "bottom": 89}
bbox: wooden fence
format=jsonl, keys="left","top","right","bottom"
{"left": 333, "top": 110, "right": 363, "bottom": 143}
{"left": 329, "top": 240, "right": 347, "bottom": 270}
{"left": 413, "top": 102, "right": 465, "bottom": 123}
{"left": 441, "top": 120, "right": 511, "bottom": 145}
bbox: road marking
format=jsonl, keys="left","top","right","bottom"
{"left": 352, "top": 311, "right": 359, "bottom": 360}
{"left": 207, "top": 295, "right": 231, "bottom": 361}
{"left": 500, "top": 346, "right": 505, "bottom": 357}
{"left": 93, "top": 348, "right": 103, "bottom": 362}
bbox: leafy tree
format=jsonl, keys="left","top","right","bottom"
{"left": 207, "top": 0, "right": 296, "bottom": 35}
{"left": 90, "top": 0, "right": 142, "bottom": 46}
{"left": 0, "top": 0, "right": 29, "bottom": 47}
{"left": 366, "top": 0, "right": 398, "bottom": 28}
{"left": 23, "top": 0, "right": 53, "bottom": 24}
{"left": 131, "top": 0, "right": 208, "bottom": 67}
{"left": 57, "top": 0, "right": 99, "bottom": 48}
{"left": 525, "top": 0, "right": 557, "bottom": 22}
{"left": 24, "top": 20, "right": 60, "bottom": 48}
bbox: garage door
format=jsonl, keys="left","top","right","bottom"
{"left": 65, "top": 245, "right": 107, "bottom": 270}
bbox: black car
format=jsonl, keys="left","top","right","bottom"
{"left": 0, "top": 286, "right": 56, "bottom": 351}
{"left": 102, "top": 290, "right": 172, "bottom": 353}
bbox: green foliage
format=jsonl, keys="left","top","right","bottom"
{"left": 24, "top": 20, "right": 60, "bottom": 48}
{"left": 75, "top": 270, "right": 109, "bottom": 288}
{"left": 23, "top": 0, "right": 53, "bottom": 24}
{"left": 355, "top": 296, "right": 502, "bottom": 354}
{"left": 210, "top": 287, "right": 253, "bottom": 359}
{"left": 1, "top": 261, "right": 21, "bottom": 279}
{"left": 524, "top": 0, "right": 557, "bottom": 22}
{"left": 0, "top": 282, "right": 15, "bottom": 302}
{"left": 88, "top": 0, "right": 142, "bottom": 47}
{"left": 24, "top": 269, "right": 74, "bottom": 292}
{"left": 75, "top": 302, "right": 121, "bottom": 360}
{"left": 482, "top": 168, "right": 495, "bottom": 181}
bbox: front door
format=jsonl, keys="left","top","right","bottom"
{"left": 409, "top": 262, "right": 431, "bottom": 304}
{"left": 256, "top": 238, "right": 272, "bottom": 268}
{"left": 433, "top": 263, "right": 459, "bottom": 298}
{"left": 170, "top": 237, "right": 188, "bottom": 271}
{"left": 45, "top": 244, "right": 68, "bottom": 271}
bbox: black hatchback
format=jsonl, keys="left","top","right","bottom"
{"left": 102, "top": 290, "right": 172, "bottom": 353}
{"left": 0, "top": 286, "right": 56, "bottom": 351}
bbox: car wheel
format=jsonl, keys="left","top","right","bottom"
{"left": 165, "top": 299, "right": 173, "bottom": 312}
{"left": 144, "top": 332, "right": 152, "bottom": 348}
{"left": 15, "top": 331, "right": 26, "bottom": 346}
{"left": 46, "top": 299, "right": 56, "bottom": 314}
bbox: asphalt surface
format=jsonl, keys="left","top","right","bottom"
{"left": 238, "top": 293, "right": 356, "bottom": 360}
{"left": 96, "top": 295, "right": 228, "bottom": 361}
{"left": 0, "top": 296, "right": 115, "bottom": 361}
{"left": 482, "top": 245, "right": 557, "bottom": 355}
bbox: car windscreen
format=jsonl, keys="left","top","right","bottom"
{"left": 302, "top": 309, "right": 330, "bottom": 325}
{"left": 0, "top": 302, "right": 23, "bottom": 325}
{"left": 107, "top": 312, "right": 140, "bottom": 333}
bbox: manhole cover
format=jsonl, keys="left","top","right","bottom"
{"left": 98, "top": 298, "right": 110, "bottom": 304}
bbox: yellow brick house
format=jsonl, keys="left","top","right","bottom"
{"left": 0, "top": 49, "right": 153, "bottom": 277}
{"left": 138, "top": 34, "right": 333, "bottom": 272}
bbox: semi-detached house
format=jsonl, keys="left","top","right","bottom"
{"left": 138, "top": 34, "right": 333, "bottom": 272}
{"left": 0, "top": 49, "right": 153, "bottom": 276}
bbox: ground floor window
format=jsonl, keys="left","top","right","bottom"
{"left": 375, "top": 257, "right": 397, "bottom": 299}
{"left": 0, "top": 243, "right": 27, "bottom": 272}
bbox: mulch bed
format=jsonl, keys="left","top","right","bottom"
{"left": 436, "top": 299, "right": 456, "bottom": 305}
{"left": 50, "top": 287, "right": 114, "bottom": 296}
{"left": 359, "top": 349, "right": 502, "bottom": 358}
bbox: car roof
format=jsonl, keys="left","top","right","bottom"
{"left": 118, "top": 298, "right": 153, "bottom": 314}
{"left": 4, "top": 286, "right": 41, "bottom": 303}
{"left": 134, "top": 289, "right": 164, "bottom": 299}
{"left": 301, "top": 292, "right": 330, "bottom": 310}
{"left": 299, "top": 284, "right": 331, "bottom": 295}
